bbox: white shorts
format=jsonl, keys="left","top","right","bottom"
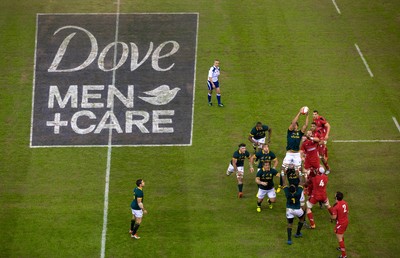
{"left": 286, "top": 208, "right": 304, "bottom": 219}
{"left": 227, "top": 164, "right": 245, "bottom": 176}
{"left": 132, "top": 209, "right": 143, "bottom": 218}
{"left": 283, "top": 152, "right": 302, "bottom": 166}
{"left": 257, "top": 188, "right": 276, "bottom": 199}
{"left": 307, "top": 199, "right": 330, "bottom": 209}
{"left": 252, "top": 137, "right": 265, "bottom": 147}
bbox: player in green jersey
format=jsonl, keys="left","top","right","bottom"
{"left": 255, "top": 162, "right": 279, "bottom": 212}
{"left": 249, "top": 144, "right": 279, "bottom": 171}
{"left": 282, "top": 171, "right": 305, "bottom": 245}
{"left": 248, "top": 122, "right": 272, "bottom": 152}
{"left": 227, "top": 143, "right": 252, "bottom": 198}
{"left": 130, "top": 179, "right": 147, "bottom": 239}
{"left": 278, "top": 108, "right": 309, "bottom": 193}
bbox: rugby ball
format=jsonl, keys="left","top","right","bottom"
{"left": 301, "top": 106, "right": 309, "bottom": 114}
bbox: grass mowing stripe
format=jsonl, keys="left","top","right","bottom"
{"left": 354, "top": 43, "right": 374, "bottom": 77}
{"left": 101, "top": 1, "right": 120, "bottom": 257}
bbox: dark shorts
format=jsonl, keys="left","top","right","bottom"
{"left": 207, "top": 80, "right": 219, "bottom": 90}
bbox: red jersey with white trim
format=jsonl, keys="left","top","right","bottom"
{"left": 301, "top": 139, "right": 319, "bottom": 162}
{"left": 307, "top": 173, "right": 328, "bottom": 200}
{"left": 312, "top": 129, "right": 324, "bottom": 141}
{"left": 313, "top": 116, "right": 328, "bottom": 137}
{"left": 332, "top": 200, "right": 349, "bottom": 225}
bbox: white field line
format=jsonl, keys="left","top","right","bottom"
{"left": 392, "top": 117, "right": 400, "bottom": 133}
{"left": 354, "top": 43, "right": 374, "bottom": 77}
{"left": 101, "top": 1, "right": 120, "bottom": 258}
{"left": 333, "top": 140, "right": 400, "bottom": 143}
{"left": 332, "top": 0, "right": 341, "bottom": 14}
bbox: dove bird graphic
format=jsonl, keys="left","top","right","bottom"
{"left": 138, "top": 85, "right": 181, "bottom": 105}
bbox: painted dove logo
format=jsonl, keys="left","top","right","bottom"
{"left": 138, "top": 85, "right": 181, "bottom": 105}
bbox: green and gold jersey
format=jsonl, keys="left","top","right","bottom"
{"left": 130, "top": 187, "right": 144, "bottom": 210}
{"left": 286, "top": 129, "right": 304, "bottom": 151}
{"left": 231, "top": 149, "right": 250, "bottom": 167}
{"left": 254, "top": 150, "right": 277, "bottom": 169}
{"left": 284, "top": 185, "right": 303, "bottom": 209}
{"left": 249, "top": 125, "right": 269, "bottom": 140}
{"left": 256, "top": 168, "right": 278, "bottom": 190}
{"left": 286, "top": 168, "right": 300, "bottom": 186}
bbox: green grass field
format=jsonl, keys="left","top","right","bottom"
{"left": 1, "top": 0, "right": 400, "bottom": 257}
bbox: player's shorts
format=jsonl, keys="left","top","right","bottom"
{"left": 227, "top": 164, "right": 244, "bottom": 177}
{"left": 207, "top": 80, "right": 219, "bottom": 90}
{"left": 132, "top": 209, "right": 143, "bottom": 218}
{"left": 286, "top": 208, "right": 304, "bottom": 219}
{"left": 318, "top": 144, "right": 328, "bottom": 159}
{"left": 335, "top": 222, "right": 348, "bottom": 234}
{"left": 283, "top": 152, "right": 302, "bottom": 167}
{"left": 304, "top": 158, "right": 321, "bottom": 172}
{"left": 257, "top": 188, "right": 276, "bottom": 199}
{"left": 251, "top": 137, "right": 265, "bottom": 148}
{"left": 307, "top": 196, "right": 330, "bottom": 208}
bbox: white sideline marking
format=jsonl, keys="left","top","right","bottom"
{"left": 393, "top": 117, "right": 400, "bottom": 133}
{"left": 333, "top": 140, "right": 400, "bottom": 143}
{"left": 354, "top": 43, "right": 374, "bottom": 78}
{"left": 101, "top": 1, "right": 120, "bottom": 258}
{"left": 332, "top": 0, "right": 341, "bottom": 14}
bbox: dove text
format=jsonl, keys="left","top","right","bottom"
{"left": 47, "top": 26, "right": 180, "bottom": 72}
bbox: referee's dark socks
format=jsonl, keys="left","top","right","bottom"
{"left": 268, "top": 199, "right": 271, "bottom": 204}
{"left": 238, "top": 184, "right": 243, "bottom": 192}
{"left": 257, "top": 201, "right": 262, "bottom": 207}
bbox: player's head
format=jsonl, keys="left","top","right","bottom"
{"left": 214, "top": 59, "right": 220, "bottom": 67}
{"left": 238, "top": 143, "right": 246, "bottom": 152}
{"left": 335, "top": 191, "right": 344, "bottom": 201}
{"left": 289, "top": 184, "right": 296, "bottom": 194}
{"left": 294, "top": 122, "right": 299, "bottom": 130}
{"left": 306, "top": 130, "right": 313, "bottom": 137}
{"left": 310, "top": 122, "right": 317, "bottom": 131}
{"left": 263, "top": 161, "right": 271, "bottom": 170}
{"left": 262, "top": 144, "right": 269, "bottom": 152}
{"left": 313, "top": 110, "right": 319, "bottom": 119}
{"left": 136, "top": 179, "right": 144, "bottom": 187}
{"left": 255, "top": 122, "right": 263, "bottom": 130}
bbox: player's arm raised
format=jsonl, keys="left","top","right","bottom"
{"left": 301, "top": 112, "right": 309, "bottom": 133}
{"left": 289, "top": 110, "right": 301, "bottom": 131}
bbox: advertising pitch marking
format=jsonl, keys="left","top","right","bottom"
{"left": 30, "top": 13, "right": 198, "bottom": 147}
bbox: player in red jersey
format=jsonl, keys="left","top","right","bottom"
{"left": 331, "top": 191, "right": 349, "bottom": 258}
{"left": 305, "top": 167, "right": 333, "bottom": 228}
{"left": 312, "top": 110, "right": 331, "bottom": 174}
{"left": 300, "top": 130, "right": 321, "bottom": 179}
